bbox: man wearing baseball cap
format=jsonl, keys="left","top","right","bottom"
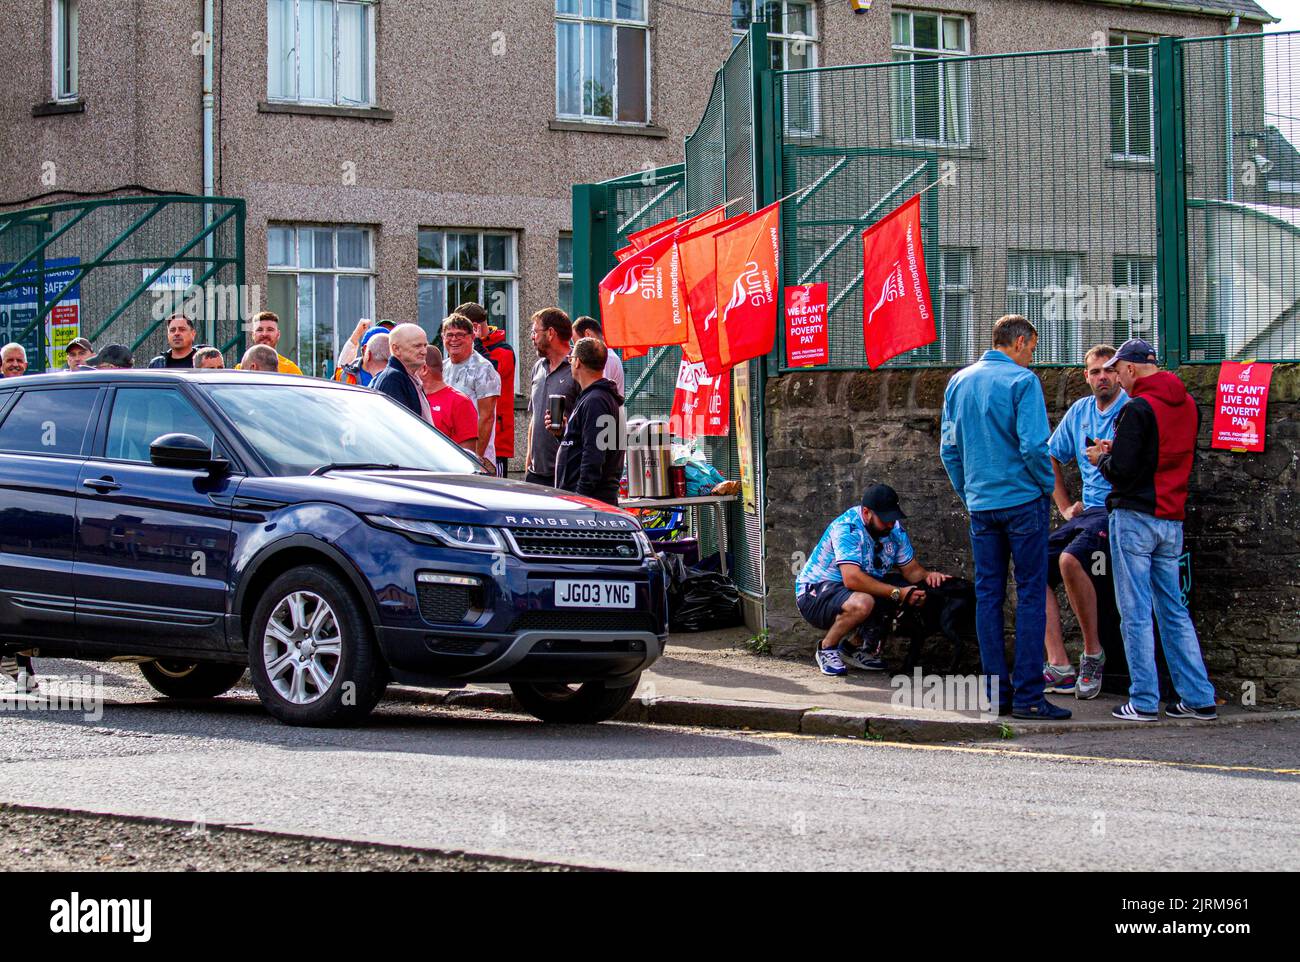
{"left": 1086, "top": 338, "right": 1218, "bottom": 722}
{"left": 64, "top": 337, "right": 94, "bottom": 371}
{"left": 795, "top": 483, "right": 953, "bottom": 676}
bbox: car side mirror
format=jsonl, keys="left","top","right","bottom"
{"left": 150, "top": 433, "right": 228, "bottom": 475}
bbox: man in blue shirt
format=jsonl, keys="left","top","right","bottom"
{"left": 1043, "top": 344, "right": 1128, "bottom": 700}
{"left": 941, "top": 315, "right": 1069, "bottom": 720}
{"left": 796, "top": 484, "right": 952, "bottom": 676}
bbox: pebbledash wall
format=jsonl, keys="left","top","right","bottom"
{"left": 762, "top": 364, "right": 1300, "bottom": 705}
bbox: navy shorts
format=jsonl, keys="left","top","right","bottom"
{"left": 796, "top": 581, "right": 858, "bottom": 630}
{"left": 1048, "top": 506, "right": 1110, "bottom": 586}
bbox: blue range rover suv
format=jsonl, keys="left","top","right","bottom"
{"left": 0, "top": 370, "right": 668, "bottom": 726}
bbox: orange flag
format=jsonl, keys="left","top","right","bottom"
{"left": 599, "top": 207, "right": 729, "bottom": 351}
{"left": 675, "top": 213, "right": 750, "bottom": 374}
{"left": 714, "top": 201, "right": 781, "bottom": 369}
{"left": 626, "top": 216, "right": 681, "bottom": 251}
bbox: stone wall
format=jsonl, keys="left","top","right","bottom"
{"left": 763, "top": 364, "right": 1300, "bottom": 705}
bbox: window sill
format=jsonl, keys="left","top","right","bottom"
{"left": 258, "top": 101, "right": 394, "bottom": 121}
{"left": 548, "top": 119, "right": 668, "bottom": 138}
{"left": 32, "top": 99, "right": 85, "bottom": 117}
{"left": 1106, "top": 157, "right": 1155, "bottom": 170}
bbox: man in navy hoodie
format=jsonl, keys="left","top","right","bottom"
{"left": 1088, "top": 339, "right": 1218, "bottom": 722}
{"left": 555, "top": 337, "right": 624, "bottom": 506}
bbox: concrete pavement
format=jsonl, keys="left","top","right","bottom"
{"left": 392, "top": 628, "right": 1298, "bottom": 742}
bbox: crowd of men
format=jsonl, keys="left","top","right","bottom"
{"left": 798, "top": 315, "right": 1218, "bottom": 724}
{"left": 0, "top": 303, "right": 627, "bottom": 504}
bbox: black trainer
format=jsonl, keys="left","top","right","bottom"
{"left": 1166, "top": 700, "right": 1218, "bottom": 721}
{"left": 1012, "top": 700, "right": 1072, "bottom": 720}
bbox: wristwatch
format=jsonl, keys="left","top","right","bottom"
{"left": 890, "top": 588, "right": 902, "bottom": 603}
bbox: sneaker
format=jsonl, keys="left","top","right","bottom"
{"left": 1043, "top": 662, "right": 1077, "bottom": 694}
{"left": 1166, "top": 700, "right": 1218, "bottom": 721}
{"left": 839, "top": 641, "right": 888, "bottom": 671}
{"left": 1012, "top": 700, "right": 1073, "bottom": 720}
{"left": 1076, "top": 652, "right": 1105, "bottom": 700}
{"left": 1112, "top": 701, "right": 1159, "bottom": 722}
{"left": 815, "top": 646, "right": 847, "bottom": 677}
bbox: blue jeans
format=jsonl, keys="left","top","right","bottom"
{"left": 1109, "top": 508, "right": 1216, "bottom": 714}
{"left": 969, "top": 495, "right": 1049, "bottom": 711}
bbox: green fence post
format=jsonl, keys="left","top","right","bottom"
{"left": 572, "top": 183, "right": 603, "bottom": 321}
{"left": 1154, "top": 36, "right": 1189, "bottom": 368}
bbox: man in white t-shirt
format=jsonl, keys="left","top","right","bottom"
{"left": 574, "top": 315, "right": 624, "bottom": 398}
{"left": 441, "top": 313, "right": 501, "bottom": 463}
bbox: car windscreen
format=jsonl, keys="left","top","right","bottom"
{"left": 202, "top": 383, "right": 481, "bottom": 476}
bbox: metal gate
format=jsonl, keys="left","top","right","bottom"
{"left": 0, "top": 194, "right": 247, "bottom": 371}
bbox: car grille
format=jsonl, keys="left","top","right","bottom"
{"left": 510, "top": 610, "right": 660, "bottom": 634}
{"left": 417, "top": 583, "right": 477, "bottom": 624}
{"left": 505, "top": 528, "right": 642, "bottom": 562}
{"left": 426, "top": 636, "right": 493, "bottom": 656}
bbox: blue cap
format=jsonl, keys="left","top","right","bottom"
{"left": 360, "top": 326, "right": 388, "bottom": 347}
{"left": 1103, "top": 338, "right": 1157, "bottom": 368}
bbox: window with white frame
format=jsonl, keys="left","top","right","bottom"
{"left": 732, "top": 1, "right": 819, "bottom": 135}
{"left": 53, "top": 0, "right": 78, "bottom": 101}
{"left": 1110, "top": 33, "right": 1155, "bottom": 160}
{"left": 558, "top": 233, "right": 574, "bottom": 318}
{"left": 1113, "top": 256, "right": 1157, "bottom": 342}
{"left": 268, "top": 0, "right": 375, "bottom": 107}
{"left": 937, "top": 250, "right": 973, "bottom": 363}
{"left": 266, "top": 225, "right": 374, "bottom": 378}
{"left": 555, "top": 1, "right": 649, "bottom": 124}
{"left": 1007, "top": 252, "right": 1081, "bottom": 365}
{"left": 891, "top": 9, "right": 970, "bottom": 146}
{"left": 417, "top": 230, "right": 519, "bottom": 379}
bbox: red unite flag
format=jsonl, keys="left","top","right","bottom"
{"left": 599, "top": 207, "right": 729, "bottom": 352}
{"left": 861, "top": 195, "right": 936, "bottom": 369}
{"left": 714, "top": 201, "right": 781, "bottom": 370}
{"left": 675, "top": 212, "right": 751, "bottom": 373}
{"left": 670, "top": 359, "right": 731, "bottom": 438}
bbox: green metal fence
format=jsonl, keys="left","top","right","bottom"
{"left": 0, "top": 195, "right": 246, "bottom": 371}
{"left": 773, "top": 30, "right": 1300, "bottom": 370}
{"left": 571, "top": 27, "right": 1300, "bottom": 619}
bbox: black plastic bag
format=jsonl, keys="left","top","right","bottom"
{"left": 669, "top": 571, "right": 743, "bottom": 633}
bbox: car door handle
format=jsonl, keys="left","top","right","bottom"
{"left": 82, "top": 477, "right": 122, "bottom": 493}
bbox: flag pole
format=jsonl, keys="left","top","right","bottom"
{"left": 775, "top": 171, "right": 951, "bottom": 210}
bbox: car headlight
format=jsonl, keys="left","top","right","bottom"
{"left": 633, "top": 530, "right": 654, "bottom": 556}
{"left": 367, "top": 516, "right": 505, "bottom": 552}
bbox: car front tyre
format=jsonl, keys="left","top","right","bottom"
{"left": 248, "top": 565, "right": 385, "bottom": 727}
{"left": 509, "top": 677, "right": 639, "bottom": 724}
{"left": 138, "top": 660, "right": 247, "bottom": 699}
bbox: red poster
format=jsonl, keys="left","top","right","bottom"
{"left": 784, "top": 283, "right": 829, "bottom": 367}
{"left": 1212, "top": 361, "right": 1273, "bottom": 452}
{"left": 670, "top": 359, "right": 730, "bottom": 438}
{"left": 861, "top": 194, "right": 936, "bottom": 369}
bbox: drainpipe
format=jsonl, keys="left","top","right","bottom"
{"left": 1226, "top": 13, "right": 1238, "bottom": 202}
{"left": 203, "top": 0, "right": 216, "bottom": 345}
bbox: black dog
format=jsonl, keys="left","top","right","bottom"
{"left": 880, "top": 577, "right": 978, "bottom": 674}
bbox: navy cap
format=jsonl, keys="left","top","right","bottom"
{"left": 861, "top": 483, "right": 906, "bottom": 523}
{"left": 1103, "top": 338, "right": 1157, "bottom": 368}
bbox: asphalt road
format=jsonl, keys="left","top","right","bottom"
{"left": 1, "top": 661, "right": 1297, "bottom": 871}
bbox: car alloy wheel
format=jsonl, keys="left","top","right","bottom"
{"left": 262, "top": 590, "right": 342, "bottom": 705}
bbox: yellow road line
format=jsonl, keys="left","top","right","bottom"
{"left": 739, "top": 730, "right": 1300, "bottom": 777}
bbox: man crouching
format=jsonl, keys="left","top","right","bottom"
{"left": 796, "top": 484, "right": 952, "bottom": 676}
